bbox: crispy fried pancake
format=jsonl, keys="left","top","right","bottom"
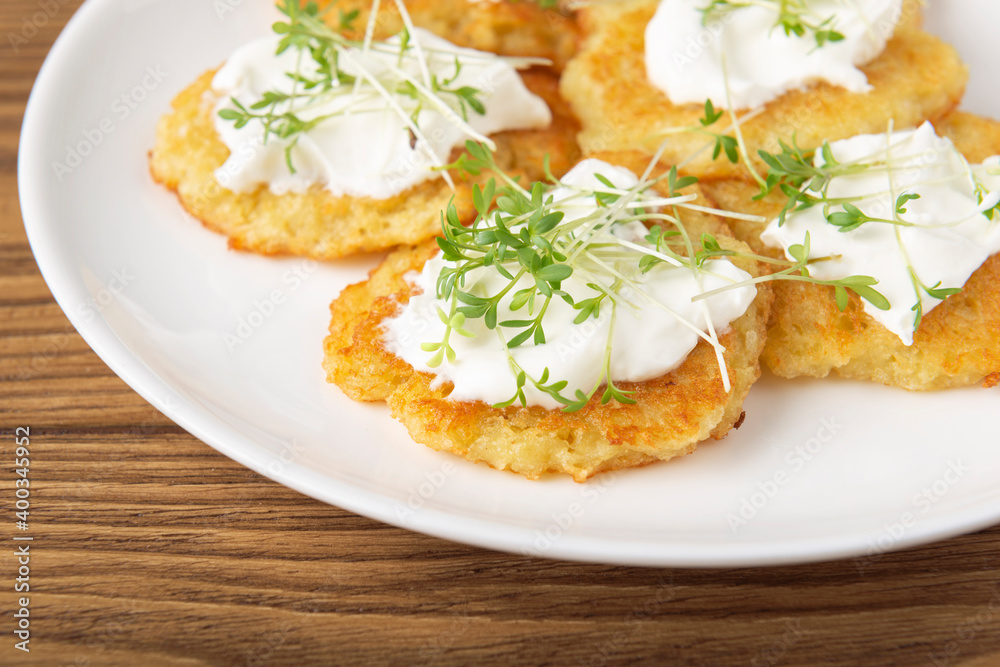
{"left": 559, "top": 0, "right": 967, "bottom": 181}
{"left": 149, "top": 69, "right": 579, "bottom": 259}
{"left": 324, "top": 153, "right": 773, "bottom": 481}
{"left": 758, "top": 256, "right": 1000, "bottom": 390}
{"left": 319, "top": 0, "right": 579, "bottom": 71}
{"left": 700, "top": 112, "right": 1000, "bottom": 390}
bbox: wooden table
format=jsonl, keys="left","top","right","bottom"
{"left": 3, "top": 2, "right": 1000, "bottom": 665}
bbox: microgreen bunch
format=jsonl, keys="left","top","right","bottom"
{"left": 218, "top": 0, "right": 543, "bottom": 179}
{"left": 419, "top": 142, "right": 886, "bottom": 412}
{"left": 699, "top": 0, "right": 845, "bottom": 49}
{"left": 756, "top": 135, "right": 1000, "bottom": 228}
{"left": 976, "top": 187, "right": 996, "bottom": 220}
{"left": 655, "top": 99, "right": 762, "bottom": 172}
{"left": 962, "top": 158, "right": 1000, "bottom": 223}
{"left": 755, "top": 137, "right": 873, "bottom": 225}
{"left": 698, "top": 100, "right": 740, "bottom": 164}
{"left": 692, "top": 231, "right": 888, "bottom": 312}
{"left": 742, "top": 126, "right": 1000, "bottom": 328}
{"left": 518, "top": 0, "right": 560, "bottom": 8}
{"left": 757, "top": 125, "right": 1000, "bottom": 320}
{"left": 430, "top": 143, "right": 713, "bottom": 411}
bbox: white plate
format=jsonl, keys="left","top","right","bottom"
{"left": 19, "top": 0, "right": 1000, "bottom": 567}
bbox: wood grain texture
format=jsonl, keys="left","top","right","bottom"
{"left": 3, "top": 2, "right": 1000, "bottom": 665}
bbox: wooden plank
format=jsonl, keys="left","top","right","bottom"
{"left": 3, "top": 1, "right": 1000, "bottom": 665}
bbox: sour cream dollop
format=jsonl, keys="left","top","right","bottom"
{"left": 383, "top": 159, "right": 758, "bottom": 409}
{"left": 761, "top": 122, "right": 1000, "bottom": 346}
{"left": 212, "top": 28, "right": 551, "bottom": 198}
{"left": 645, "top": 0, "right": 903, "bottom": 110}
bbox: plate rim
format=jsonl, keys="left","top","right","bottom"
{"left": 17, "top": 0, "right": 1000, "bottom": 568}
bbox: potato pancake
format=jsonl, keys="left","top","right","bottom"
{"left": 700, "top": 112, "right": 1000, "bottom": 390}
{"left": 559, "top": 0, "right": 967, "bottom": 180}
{"left": 149, "top": 68, "right": 579, "bottom": 259}
{"left": 324, "top": 153, "right": 773, "bottom": 481}
{"left": 319, "top": 0, "right": 579, "bottom": 71}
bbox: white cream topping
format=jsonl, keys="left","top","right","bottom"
{"left": 383, "top": 159, "right": 758, "bottom": 409}
{"left": 211, "top": 29, "right": 551, "bottom": 199}
{"left": 645, "top": 0, "right": 903, "bottom": 110}
{"left": 761, "top": 122, "right": 1000, "bottom": 346}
